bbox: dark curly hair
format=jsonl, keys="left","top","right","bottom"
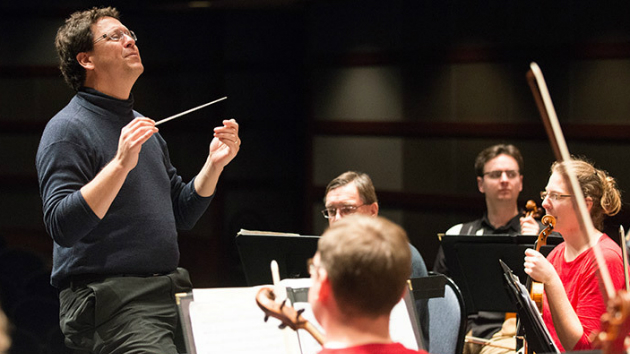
{"left": 55, "top": 7, "right": 120, "bottom": 91}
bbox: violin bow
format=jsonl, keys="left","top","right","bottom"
{"left": 620, "top": 226, "right": 630, "bottom": 292}
{"left": 526, "top": 62, "right": 616, "bottom": 302}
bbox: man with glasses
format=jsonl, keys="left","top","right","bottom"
{"left": 36, "top": 7, "right": 240, "bottom": 353}
{"left": 309, "top": 214, "right": 429, "bottom": 354}
{"left": 434, "top": 144, "right": 540, "bottom": 272}
{"left": 322, "top": 171, "right": 430, "bottom": 349}
{"left": 323, "top": 171, "right": 428, "bottom": 279}
{"left": 433, "top": 144, "right": 540, "bottom": 354}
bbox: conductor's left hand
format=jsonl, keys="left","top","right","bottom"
{"left": 209, "top": 119, "right": 240, "bottom": 169}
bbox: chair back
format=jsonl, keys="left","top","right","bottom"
{"left": 427, "top": 273, "right": 467, "bottom": 354}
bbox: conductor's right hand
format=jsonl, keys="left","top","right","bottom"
{"left": 115, "top": 117, "right": 158, "bottom": 172}
{"left": 80, "top": 117, "right": 158, "bottom": 220}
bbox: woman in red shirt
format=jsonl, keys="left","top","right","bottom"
{"left": 524, "top": 158, "right": 624, "bottom": 351}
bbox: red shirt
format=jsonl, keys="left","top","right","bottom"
{"left": 542, "top": 234, "right": 625, "bottom": 351}
{"left": 318, "top": 343, "right": 428, "bottom": 354}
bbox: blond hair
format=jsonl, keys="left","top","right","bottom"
{"left": 551, "top": 158, "right": 621, "bottom": 230}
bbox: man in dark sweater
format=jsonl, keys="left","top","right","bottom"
{"left": 36, "top": 7, "right": 240, "bottom": 354}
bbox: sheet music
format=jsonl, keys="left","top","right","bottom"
{"left": 189, "top": 287, "right": 300, "bottom": 354}
{"left": 187, "top": 281, "right": 419, "bottom": 354}
{"left": 238, "top": 229, "right": 301, "bottom": 236}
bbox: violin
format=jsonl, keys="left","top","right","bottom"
{"left": 524, "top": 200, "right": 542, "bottom": 219}
{"left": 591, "top": 227, "right": 630, "bottom": 352}
{"left": 591, "top": 290, "right": 630, "bottom": 354}
{"left": 504, "top": 200, "right": 543, "bottom": 321}
{"left": 527, "top": 214, "right": 556, "bottom": 312}
{"left": 255, "top": 286, "right": 325, "bottom": 345}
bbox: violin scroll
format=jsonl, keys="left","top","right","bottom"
{"left": 525, "top": 200, "right": 541, "bottom": 219}
{"left": 256, "top": 287, "right": 304, "bottom": 330}
{"left": 535, "top": 215, "right": 556, "bottom": 252}
{"left": 255, "top": 286, "right": 325, "bottom": 345}
{"left": 541, "top": 215, "right": 556, "bottom": 229}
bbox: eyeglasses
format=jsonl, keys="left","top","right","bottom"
{"left": 307, "top": 258, "right": 320, "bottom": 276}
{"left": 483, "top": 170, "right": 520, "bottom": 179}
{"left": 540, "top": 191, "right": 572, "bottom": 201}
{"left": 321, "top": 204, "right": 365, "bottom": 219}
{"left": 94, "top": 29, "right": 137, "bottom": 44}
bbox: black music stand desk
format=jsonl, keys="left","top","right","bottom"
{"left": 236, "top": 230, "right": 320, "bottom": 286}
{"left": 441, "top": 234, "right": 561, "bottom": 315}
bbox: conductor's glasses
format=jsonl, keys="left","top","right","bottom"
{"left": 321, "top": 204, "right": 364, "bottom": 219}
{"left": 483, "top": 170, "right": 519, "bottom": 179}
{"left": 94, "top": 29, "right": 137, "bottom": 44}
{"left": 540, "top": 191, "right": 572, "bottom": 201}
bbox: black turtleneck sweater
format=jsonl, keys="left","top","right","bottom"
{"left": 36, "top": 88, "right": 213, "bottom": 288}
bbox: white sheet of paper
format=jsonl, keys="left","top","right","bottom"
{"left": 389, "top": 299, "right": 419, "bottom": 350}
{"left": 189, "top": 287, "right": 300, "bottom": 354}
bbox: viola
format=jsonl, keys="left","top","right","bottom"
{"left": 255, "top": 286, "right": 325, "bottom": 345}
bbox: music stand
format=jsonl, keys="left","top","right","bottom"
{"left": 500, "top": 260, "right": 559, "bottom": 354}
{"left": 236, "top": 231, "right": 320, "bottom": 286}
{"left": 441, "top": 234, "right": 561, "bottom": 314}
